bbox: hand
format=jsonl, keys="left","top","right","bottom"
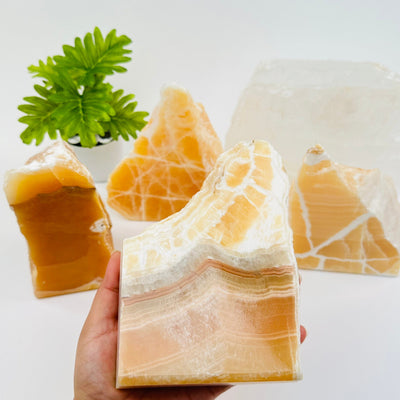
{"left": 74, "top": 252, "right": 306, "bottom": 400}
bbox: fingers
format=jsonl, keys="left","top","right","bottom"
{"left": 131, "top": 384, "right": 231, "bottom": 399}
{"left": 298, "top": 272, "right": 306, "bottom": 343}
{"left": 300, "top": 325, "right": 307, "bottom": 343}
{"left": 206, "top": 385, "right": 232, "bottom": 397}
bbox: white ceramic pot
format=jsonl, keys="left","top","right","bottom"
{"left": 71, "top": 139, "right": 124, "bottom": 182}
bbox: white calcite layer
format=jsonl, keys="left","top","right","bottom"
{"left": 226, "top": 60, "right": 400, "bottom": 188}
{"left": 121, "top": 141, "right": 295, "bottom": 297}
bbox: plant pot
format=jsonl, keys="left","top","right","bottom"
{"left": 68, "top": 134, "right": 124, "bottom": 182}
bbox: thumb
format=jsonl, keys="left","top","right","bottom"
{"left": 81, "top": 251, "right": 121, "bottom": 338}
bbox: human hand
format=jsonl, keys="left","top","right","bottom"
{"left": 74, "top": 252, "right": 306, "bottom": 400}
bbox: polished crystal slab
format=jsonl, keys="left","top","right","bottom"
{"left": 226, "top": 60, "right": 400, "bottom": 188}
{"left": 117, "top": 140, "right": 301, "bottom": 387}
{"left": 4, "top": 141, "right": 113, "bottom": 298}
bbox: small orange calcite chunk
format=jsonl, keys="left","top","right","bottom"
{"left": 107, "top": 84, "right": 223, "bottom": 221}
{"left": 4, "top": 141, "right": 113, "bottom": 298}
{"left": 290, "top": 145, "right": 400, "bottom": 275}
{"left": 117, "top": 140, "right": 301, "bottom": 387}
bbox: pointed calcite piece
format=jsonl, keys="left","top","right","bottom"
{"left": 117, "top": 140, "right": 301, "bottom": 387}
{"left": 290, "top": 145, "right": 400, "bottom": 276}
{"left": 4, "top": 141, "right": 113, "bottom": 298}
{"left": 226, "top": 60, "right": 400, "bottom": 187}
{"left": 107, "top": 84, "right": 223, "bottom": 221}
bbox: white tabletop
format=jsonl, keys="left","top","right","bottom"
{"left": 1, "top": 1, "right": 400, "bottom": 399}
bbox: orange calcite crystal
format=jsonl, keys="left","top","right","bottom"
{"left": 117, "top": 140, "right": 301, "bottom": 387}
{"left": 107, "top": 84, "right": 223, "bottom": 221}
{"left": 4, "top": 141, "right": 113, "bottom": 298}
{"left": 290, "top": 145, "right": 400, "bottom": 275}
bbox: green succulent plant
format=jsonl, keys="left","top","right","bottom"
{"left": 18, "top": 27, "right": 148, "bottom": 148}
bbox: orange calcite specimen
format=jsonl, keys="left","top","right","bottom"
{"left": 290, "top": 145, "right": 400, "bottom": 275}
{"left": 4, "top": 141, "right": 113, "bottom": 298}
{"left": 107, "top": 84, "right": 223, "bottom": 221}
{"left": 117, "top": 140, "right": 301, "bottom": 387}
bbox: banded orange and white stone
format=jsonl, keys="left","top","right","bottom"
{"left": 4, "top": 141, "right": 113, "bottom": 298}
{"left": 290, "top": 145, "right": 400, "bottom": 276}
{"left": 117, "top": 140, "right": 301, "bottom": 387}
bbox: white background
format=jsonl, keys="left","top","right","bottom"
{"left": 1, "top": 1, "right": 400, "bottom": 399}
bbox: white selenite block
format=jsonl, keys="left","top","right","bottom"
{"left": 226, "top": 60, "right": 400, "bottom": 189}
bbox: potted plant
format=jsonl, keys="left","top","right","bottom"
{"left": 18, "top": 27, "right": 148, "bottom": 181}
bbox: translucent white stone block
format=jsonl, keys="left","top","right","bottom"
{"left": 226, "top": 60, "right": 400, "bottom": 189}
